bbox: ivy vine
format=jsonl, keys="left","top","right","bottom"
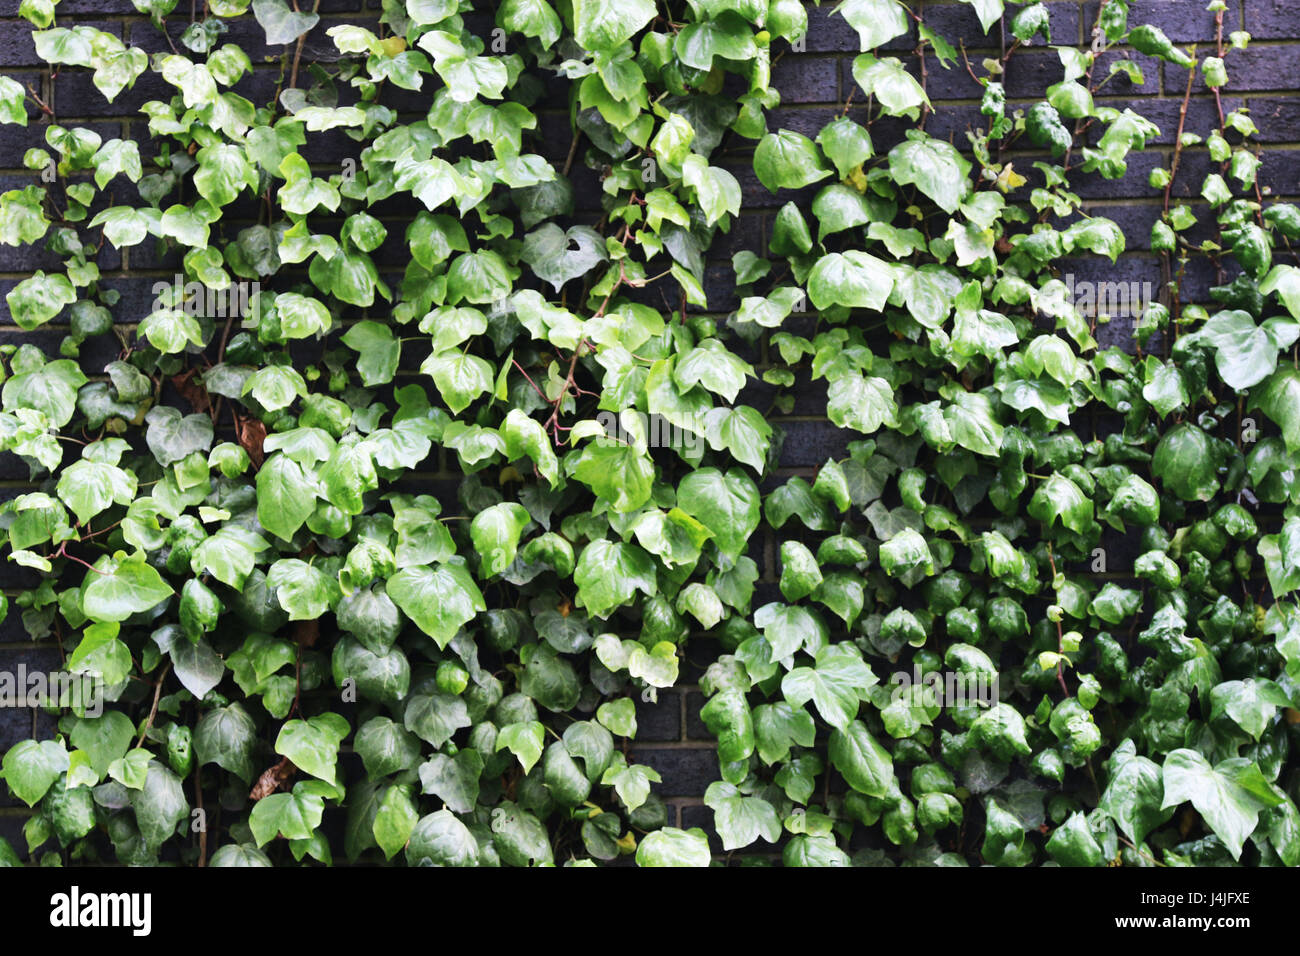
{"left": 0, "top": 0, "right": 1299, "bottom": 867}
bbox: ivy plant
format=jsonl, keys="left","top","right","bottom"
{"left": 0, "top": 0, "right": 1298, "bottom": 868}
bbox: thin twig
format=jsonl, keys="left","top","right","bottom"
{"left": 136, "top": 662, "right": 172, "bottom": 749}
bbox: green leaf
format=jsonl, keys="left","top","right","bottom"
{"left": 82, "top": 553, "right": 174, "bottom": 622}
{"left": 423, "top": 352, "right": 494, "bottom": 414}
{"left": 496, "top": 721, "right": 546, "bottom": 773}
{"left": 267, "top": 558, "right": 339, "bottom": 621}
{"left": 417, "top": 749, "right": 482, "bottom": 813}
{"left": 1, "top": 740, "right": 68, "bottom": 807}
{"left": 250, "top": 785, "right": 326, "bottom": 845}
{"left": 132, "top": 761, "right": 188, "bottom": 847}
{"left": 257, "top": 453, "right": 318, "bottom": 542}
{"left": 253, "top": 0, "right": 319, "bottom": 44}
{"left": 1251, "top": 366, "right": 1300, "bottom": 454}
{"left": 572, "top": 0, "right": 656, "bottom": 53}
{"left": 807, "top": 251, "right": 895, "bottom": 312}
{"left": 676, "top": 467, "right": 761, "bottom": 560}
{"left": 781, "top": 646, "right": 877, "bottom": 730}
{"left": 406, "top": 810, "right": 478, "bottom": 866}
{"left": 275, "top": 713, "right": 349, "bottom": 787}
{"left": 520, "top": 224, "right": 608, "bottom": 291}
{"left": 1028, "top": 473, "right": 1093, "bottom": 534}
{"left": 574, "top": 539, "right": 657, "bottom": 618}
{"left": 704, "top": 781, "right": 781, "bottom": 850}
{"left": 388, "top": 564, "right": 486, "bottom": 648}
{"left": 753, "top": 129, "right": 832, "bottom": 193}
{"left": 1152, "top": 424, "right": 1221, "bottom": 501}
{"left": 194, "top": 704, "right": 258, "bottom": 783}
{"left": 888, "top": 131, "right": 971, "bottom": 213}
{"left": 1161, "top": 749, "right": 1283, "bottom": 860}
{"left": 853, "top": 55, "right": 930, "bottom": 119}
{"left": 828, "top": 720, "right": 894, "bottom": 797}
{"left": 470, "top": 502, "right": 531, "bottom": 577}
{"left": 827, "top": 373, "right": 899, "bottom": 435}
{"left": 834, "top": 0, "right": 910, "bottom": 50}
{"left": 6, "top": 271, "right": 76, "bottom": 330}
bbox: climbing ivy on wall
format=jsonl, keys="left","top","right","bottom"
{"left": 1, "top": 0, "right": 1299, "bottom": 866}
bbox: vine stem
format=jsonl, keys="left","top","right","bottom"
{"left": 135, "top": 661, "right": 172, "bottom": 749}
{"left": 1160, "top": 54, "right": 1197, "bottom": 340}
{"left": 1045, "top": 547, "right": 1071, "bottom": 699}
{"left": 288, "top": 0, "right": 323, "bottom": 93}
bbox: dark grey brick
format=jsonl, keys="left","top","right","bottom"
{"left": 630, "top": 746, "right": 718, "bottom": 798}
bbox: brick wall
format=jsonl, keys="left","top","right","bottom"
{"left": 0, "top": 0, "right": 1291, "bottom": 858}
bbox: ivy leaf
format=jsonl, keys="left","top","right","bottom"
{"left": 827, "top": 373, "right": 899, "bottom": 435}
{"left": 1098, "top": 742, "right": 1172, "bottom": 846}
{"left": 574, "top": 539, "right": 657, "bottom": 618}
{"left": 520, "top": 224, "right": 608, "bottom": 291}
{"left": 963, "top": 0, "right": 1004, "bottom": 32}
{"left": 1209, "top": 679, "right": 1292, "bottom": 740}
{"left": 753, "top": 129, "right": 832, "bottom": 192}
{"left": 572, "top": 0, "right": 656, "bottom": 53}
{"left": 1161, "top": 749, "right": 1284, "bottom": 860}
{"left": 704, "top": 781, "right": 781, "bottom": 851}
{"left": 703, "top": 406, "right": 772, "bottom": 471}
{"left": 1, "top": 739, "right": 69, "bottom": 807}
{"left": 853, "top": 55, "right": 930, "bottom": 119}
{"left": 834, "top": 0, "right": 910, "bottom": 50}
{"left": 341, "top": 321, "right": 401, "bottom": 387}
{"left": 1250, "top": 366, "right": 1300, "bottom": 454}
{"left": 145, "top": 406, "right": 214, "bottom": 467}
{"left": 499, "top": 0, "right": 562, "bottom": 46}
{"left": 888, "top": 130, "right": 972, "bottom": 213}
{"left": 807, "top": 251, "right": 895, "bottom": 312}
{"left": 250, "top": 784, "right": 326, "bottom": 846}
{"left": 406, "top": 810, "right": 478, "bottom": 866}
{"left": 635, "top": 827, "right": 711, "bottom": 867}
{"left": 422, "top": 352, "right": 494, "bottom": 414}
{"left": 404, "top": 693, "right": 471, "bottom": 748}
{"left": 1151, "top": 424, "right": 1222, "bottom": 501}
{"left": 3, "top": 359, "right": 87, "bottom": 427}
{"left": 132, "top": 761, "right": 189, "bottom": 848}
{"left": 388, "top": 565, "right": 486, "bottom": 648}
{"left": 275, "top": 713, "right": 349, "bottom": 787}
{"left": 418, "top": 750, "right": 482, "bottom": 813}
{"left": 194, "top": 704, "right": 258, "bottom": 783}
{"left": 496, "top": 721, "right": 546, "bottom": 773}
{"left": 700, "top": 688, "right": 755, "bottom": 763}
{"left": 567, "top": 440, "right": 655, "bottom": 513}
{"left": 267, "top": 558, "right": 339, "bottom": 621}
{"left": 1028, "top": 473, "right": 1093, "bottom": 534}
{"left": 82, "top": 552, "right": 174, "bottom": 623}
{"left": 753, "top": 702, "right": 817, "bottom": 764}
{"left": 6, "top": 271, "right": 76, "bottom": 330}
{"left": 828, "top": 720, "right": 895, "bottom": 797}
{"left": 470, "top": 502, "right": 531, "bottom": 577}
{"left": 253, "top": 0, "right": 319, "bottom": 44}
{"left": 1045, "top": 812, "right": 1104, "bottom": 867}
{"left": 781, "top": 646, "right": 877, "bottom": 730}
{"left": 675, "top": 467, "right": 761, "bottom": 560}
{"left": 256, "top": 453, "right": 318, "bottom": 542}
{"left": 56, "top": 459, "right": 136, "bottom": 525}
